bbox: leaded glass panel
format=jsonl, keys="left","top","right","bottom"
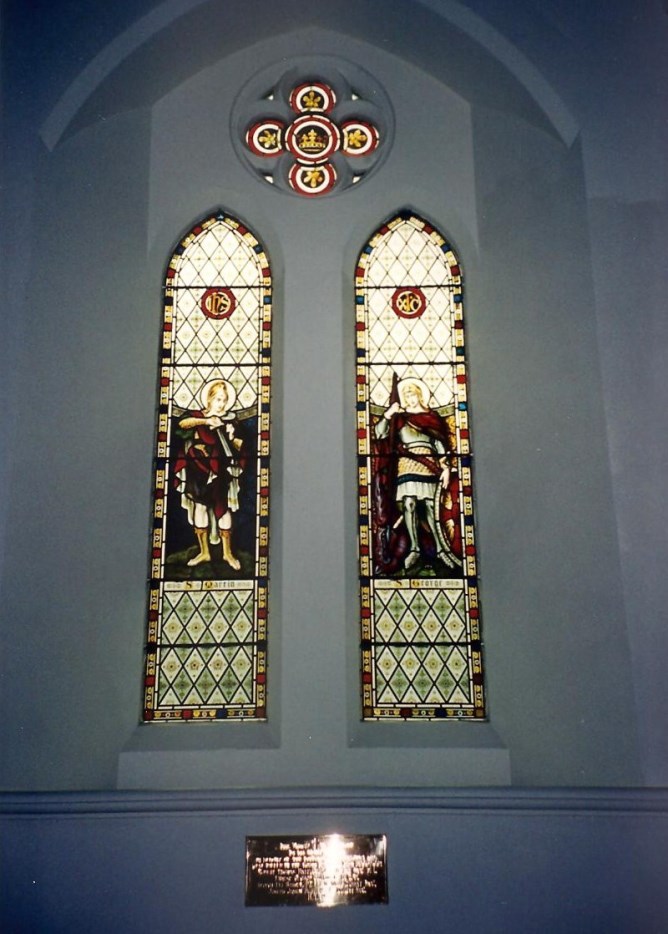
{"left": 143, "top": 213, "right": 271, "bottom": 721}
{"left": 356, "top": 212, "right": 485, "bottom": 720}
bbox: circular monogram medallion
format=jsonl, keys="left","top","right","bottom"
{"left": 391, "top": 287, "right": 427, "bottom": 319}
{"left": 201, "top": 287, "right": 236, "bottom": 319}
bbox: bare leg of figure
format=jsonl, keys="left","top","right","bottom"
{"left": 187, "top": 526, "right": 211, "bottom": 566}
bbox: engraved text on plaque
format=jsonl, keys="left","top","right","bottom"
{"left": 245, "top": 834, "right": 388, "bottom": 906}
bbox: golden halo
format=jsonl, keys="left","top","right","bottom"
{"left": 397, "top": 377, "right": 430, "bottom": 408}
{"left": 200, "top": 378, "right": 236, "bottom": 413}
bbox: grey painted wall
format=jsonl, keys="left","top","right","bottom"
{"left": 1, "top": 0, "right": 664, "bottom": 793}
{"left": 2, "top": 2, "right": 667, "bottom": 931}
{"left": 2, "top": 790, "right": 668, "bottom": 934}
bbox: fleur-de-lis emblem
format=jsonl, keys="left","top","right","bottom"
{"left": 302, "top": 90, "right": 323, "bottom": 109}
{"left": 346, "top": 128, "right": 367, "bottom": 149}
{"left": 304, "top": 169, "right": 324, "bottom": 188}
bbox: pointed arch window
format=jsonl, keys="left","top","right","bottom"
{"left": 355, "top": 212, "right": 485, "bottom": 720}
{"left": 143, "top": 212, "right": 272, "bottom": 722}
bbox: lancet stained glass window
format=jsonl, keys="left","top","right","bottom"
{"left": 143, "top": 213, "right": 271, "bottom": 722}
{"left": 356, "top": 212, "right": 485, "bottom": 720}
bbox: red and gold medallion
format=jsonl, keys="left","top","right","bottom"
{"left": 289, "top": 81, "right": 337, "bottom": 114}
{"left": 200, "top": 287, "right": 236, "bottom": 319}
{"left": 391, "top": 287, "right": 427, "bottom": 319}
{"left": 242, "top": 80, "right": 382, "bottom": 197}
{"left": 245, "top": 120, "right": 285, "bottom": 157}
{"left": 285, "top": 114, "right": 341, "bottom": 163}
{"left": 288, "top": 162, "right": 337, "bottom": 197}
{"left": 341, "top": 121, "right": 380, "bottom": 157}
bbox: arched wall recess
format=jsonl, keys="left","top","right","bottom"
{"left": 41, "top": 1, "right": 576, "bottom": 151}
{"left": 0, "top": 0, "right": 639, "bottom": 791}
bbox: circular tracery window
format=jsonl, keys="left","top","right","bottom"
{"left": 231, "top": 58, "right": 394, "bottom": 198}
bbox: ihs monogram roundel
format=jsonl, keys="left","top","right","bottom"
{"left": 201, "top": 287, "right": 237, "bottom": 319}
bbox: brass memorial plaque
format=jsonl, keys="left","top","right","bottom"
{"left": 245, "top": 834, "right": 388, "bottom": 906}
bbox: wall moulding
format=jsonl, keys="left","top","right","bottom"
{"left": 2, "top": 787, "right": 668, "bottom": 818}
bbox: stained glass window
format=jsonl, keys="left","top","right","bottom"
{"left": 143, "top": 213, "right": 271, "bottom": 722}
{"left": 355, "top": 212, "right": 485, "bottom": 720}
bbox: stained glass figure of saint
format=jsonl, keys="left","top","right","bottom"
{"left": 373, "top": 373, "right": 462, "bottom": 576}
{"left": 175, "top": 379, "right": 243, "bottom": 570}
{"left": 143, "top": 213, "right": 271, "bottom": 722}
{"left": 356, "top": 212, "right": 485, "bottom": 720}
{"left": 168, "top": 377, "right": 259, "bottom": 580}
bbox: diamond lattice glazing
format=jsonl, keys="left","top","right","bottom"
{"left": 144, "top": 214, "right": 271, "bottom": 722}
{"left": 356, "top": 213, "right": 484, "bottom": 720}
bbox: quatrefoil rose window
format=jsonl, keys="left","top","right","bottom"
{"left": 234, "top": 66, "right": 392, "bottom": 198}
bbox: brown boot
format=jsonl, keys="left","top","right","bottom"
{"left": 221, "top": 529, "right": 240, "bottom": 570}
{"left": 187, "top": 527, "right": 211, "bottom": 566}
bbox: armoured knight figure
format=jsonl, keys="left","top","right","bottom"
{"left": 375, "top": 377, "right": 453, "bottom": 571}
